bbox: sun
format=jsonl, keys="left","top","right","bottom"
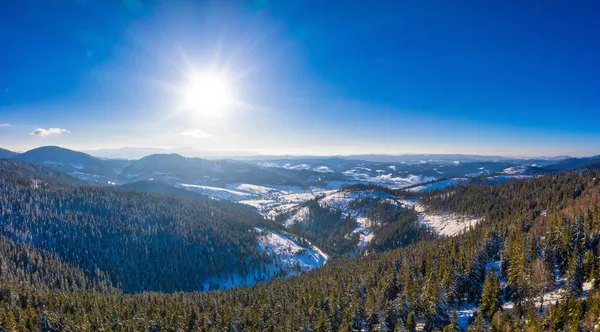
{"left": 182, "top": 72, "right": 234, "bottom": 116}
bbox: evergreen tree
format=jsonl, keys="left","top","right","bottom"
{"left": 405, "top": 312, "right": 416, "bottom": 332}
{"left": 480, "top": 270, "right": 502, "bottom": 320}
{"left": 467, "top": 312, "right": 488, "bottom": 332}
{"left": 424, "top": 298, "right": 450, "bottom": 331}
{"left": 442, "top": 310, "right": 460, "bottom": 332}
{"left": 583, "top": 250, "right": 596, "bottom": 280}
{"left": 564, "top": 250, "right": 585, "bottom": 298}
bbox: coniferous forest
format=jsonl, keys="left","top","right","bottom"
{"left": 1, "top": 159, "right": 600, "bottom": 331}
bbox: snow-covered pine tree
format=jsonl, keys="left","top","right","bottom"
{"left": 424, "top": 297, "right": 451, "bottom": 331}
{"left": 564, "top": 249, "right": 585, "bottom": 298}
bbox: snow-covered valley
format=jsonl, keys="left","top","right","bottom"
{"left": 202, "top": 227, "right": 329, "bottom": 291}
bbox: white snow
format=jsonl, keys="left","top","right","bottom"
{"left": 353, "top": 217, "right": 374, "bottom": 249}
{"left": 319, "top": 189, "right": 393, "bottom": 215}
{"left": 313, "top": 166, "right": 333, "bottom": 173}
{"left": 70, "top": 163, "right": 84, "bottom": 170}
{"left": 255, "top": 227, "right": 329, "bottom": 271}
{"left": 418, "top": 211, "right": 481, "bottom": 236}
{"left": 283, "top": 206, "right": 311, "bottom": 227}
{"left": 178, "top": 183, "right": 252, "bottom": 200}
{"left": 455, "top": 303, "right": 477, "bottom": 329}
{"left": 416, "top": 207, "right": 481, "bottom": 237}
{"left": 502, "top": 280, "right": 594, "bottom": 312}
{"left": 238, "top": 186, "right": 333, "bottom": 220}
{"left": 502, "top": 166, "right": 527, "bottom": 175}
{"left": 202, "top": 228, "right": 328, "bottom": 291}
{"left": 283, "top": 163, "right": 312, "bottom": 171}
{"left": 273, "top": 189, "right": 398, "bottom": 250}
{"left": 399, "top": 199, "right": 482, "bottom": 236}
{"left": 342, "top": 168, "right": 436, "bottom": 188}
{"left": 226, "top": 183, "right": 282, "bottom": 198}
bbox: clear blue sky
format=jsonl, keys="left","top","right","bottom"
{"left": 1, "top": 0, "right": 599, "bottom": 156}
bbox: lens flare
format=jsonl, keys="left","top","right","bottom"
{"left": 182, "top": 72, "right": 233, "bottom": 116}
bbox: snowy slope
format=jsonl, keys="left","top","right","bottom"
{"left": 277, "top": 189, "right": 400, "bottom": 250}
{"left": 342, "top": 168, "right": 436, "bottom": 188}
{"left": 202, "top": 228, "right": 328, "bottom": 291}
{"left": 400, "top": 199, "right": 482, "bottom": 236}
{"left": 255, "top": 227, "right": 329, "bottom": 271}
{"left": 178, "top": 183, "right": 253, "bottom": 200}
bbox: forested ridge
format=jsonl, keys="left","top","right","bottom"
{"left": 0, "top": 161, "right": 284, "bottom": 293}
{"left": 1, "top": 163, "right": 600, "bottom": 330}
{"left": 279, "top": 198, "right": 360, "bottom": 257}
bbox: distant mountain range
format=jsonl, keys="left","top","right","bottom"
{"left": 2, "top": 145, "right": 600, "bottom": 190}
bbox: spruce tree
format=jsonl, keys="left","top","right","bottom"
{"left": 467, "top": 312, "right": 488, "bottom": 332}
{"left": 564, "top": 250, "right": 584, "bottom": 298}
{"left": 480, "top": 270, "right": 502, "bottom": 320}
{"left": 405, "top": 312, "right": 416, "bottom": 332}
{"left": 424, "top": 298, "right": 450, "bottom": 331}
{"left": 442, "top": 310, "right": 460, "bottom": 332}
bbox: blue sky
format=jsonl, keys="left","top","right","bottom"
{"left": 1, "top": 0, "right": 599, "bottom": 156}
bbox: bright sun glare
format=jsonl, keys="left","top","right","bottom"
{"left": 182, "top": 73, "right": 233, "bottom": 116}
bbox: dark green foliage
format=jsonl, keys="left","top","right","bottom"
{"left": 367, "top": 200, "right": 434, "bottom": 253}
{"left": 1, "top": 165, "right": 600, "bottom": 330}
{"left": 443, "top": 310, "right": 460, "bottom": 332}
{"left": 0, "top": 168, "right": 278, "bottom": 293}
{"left": 283, "top": 198, "right": 359, "bottom": 257}
{"left": 0, "top": 235, "right": 113, "bottom": 292}
{"left": 564, "top": 249, "right": 585, "bottom": 298}
{"left": 480, "top": 270, "right": 502, "bottom": 320}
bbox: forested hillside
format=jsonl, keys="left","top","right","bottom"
{"left": 0, "top": 162, "right": 288, "bottom": 293}
{"left": 1, "top": 163, "right": 599, "bottom": 330}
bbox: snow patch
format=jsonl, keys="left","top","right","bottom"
{"left": 70, "top": 163, "right": 85, "bottom": 170}
{"left": 342, "top": 168, "right": 436, "bottom": 188}
{"left": 179, "top": 183, "right": 252, "bottom": 200}
{"left": 283, "top": 163, "right": 311, "bottom": 171}
{"left": 502, "top": 166, "right": 526, "bottom": 175}
{"left": 283, "top": 206, "right": 311, "bottom": 228}
{"left": 399, "top": 199, "right": 481, "bottom": 236}
{"left": 354, "top": 217, "right": 374, "bottom": 249}
{"left": 255, "top": 227, "right": 328, "bottom": 271}
{"left": 313, "top": 166, "right": 333, "bottom": 173}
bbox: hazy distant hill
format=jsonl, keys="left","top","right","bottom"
{"left": 0, "top": 159, "right": 87, "bottom": 186}
{"left": 544, "top": 155, "right": 600, "bottom": 170}
{"left": 12, "top": 146, "right": 117, "bottom": 182}
{"left": 119, "top": 153, "right": 312, "bottom": 187}
{"left": 0, "top": 147, "right": 18, "bottom": 159}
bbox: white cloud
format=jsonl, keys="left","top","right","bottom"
{"left": 31, "top": 127, "right": 70, "bottom": 137}
{"left": 181, "top": 129, "right": 212, "bottom": 139}
{"left": 0, "top": 123, "right": 10, "bottom": 127}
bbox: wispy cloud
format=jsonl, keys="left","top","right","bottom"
{"left": 31, "top": 127, "right": 70, "bottom": 137}
{"left": 181, "top": 129, "right": 212, "bottom": 139}
{"left": 0, "top": 123, "right": 10, "bottom": 127}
